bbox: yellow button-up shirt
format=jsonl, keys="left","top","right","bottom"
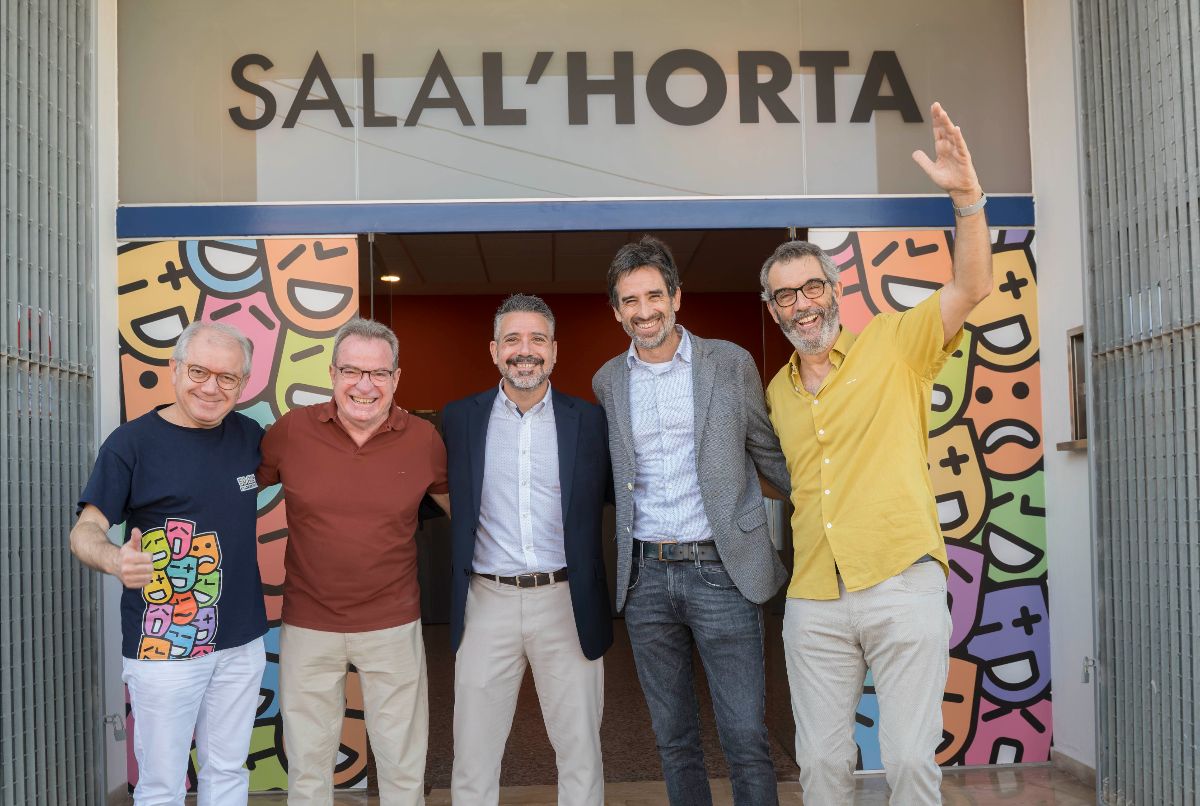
{"left": 765, "top": 290, "right": 962, "bottom": 600}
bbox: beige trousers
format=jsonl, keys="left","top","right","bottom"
{"left": 280, "top": 621, "right": 429, "bottom": 806}
{"left": 451, "top": 576, "right": 604, "bottom": 805}
{"left": 783, "top": 562, "right": 952, "bottom": 805}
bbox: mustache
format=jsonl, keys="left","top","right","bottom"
{"left": 506, "top": 354, "right": 545, "bottom": 367}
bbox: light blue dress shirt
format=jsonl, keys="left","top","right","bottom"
{"left": 627, "top": 327, "right": 713, "bottom": 544}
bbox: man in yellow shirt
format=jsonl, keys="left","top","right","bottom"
{"left": 762, "top": 102, "right": 992, "bottom": 805}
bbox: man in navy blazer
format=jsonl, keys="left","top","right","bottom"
{"left": 441, "top": 293, "right": 613, "bottom": 805}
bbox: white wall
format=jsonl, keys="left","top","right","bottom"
{"left": 1024, "top": 0, "right": 1096, "bottom": 771}
{"left": 95, "top": 0, "right": 128, "bottom": 798}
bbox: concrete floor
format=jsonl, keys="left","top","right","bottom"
{"left": 238, "top": 765, "right": 1096, "bottom": 804}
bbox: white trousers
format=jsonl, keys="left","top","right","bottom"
{"left": 121, "top": 636, "right": 266, "bottom": 806}
{"left": 451, "top": 576, "right": 604, "bottom": 806}
{"left": 280, "top": 621, "right": 429, "bottom": 806}
{"left": 783, "top": 562, "right": 952, "bottom": 805}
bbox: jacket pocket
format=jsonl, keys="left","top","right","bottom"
{"left": 736, "top": 504, "right": 768, "bottom": 532}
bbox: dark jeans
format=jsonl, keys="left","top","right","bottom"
{"left": 624, "top": 554, "right": 778, "bottom": 806}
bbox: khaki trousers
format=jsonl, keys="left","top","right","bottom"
{"left": 280, "top": 621, "right": 429, "bottom": 806}
{"left": 783, "top": 562, "right": 952, "bottom": 805}
{"left": 451, "top": 576, "right": 604, "bottom": 805}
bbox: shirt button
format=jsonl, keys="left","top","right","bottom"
{"left": 826, "top": 522, "right": 833, "bottom": 529}
{"left": 824, "top": 458, "right": 831, "bottom": 464}
{"left": 824, "top": 489, "right": 831, "bottom": 495}
{"left": 626, "top": 526, "right": 632, "bottom": 533}
{"left": 818, "top": 429, "right": 825, "bottom": 436}
{"left": 812, "top": 399, "right": 819, "bottom": 405}
{"left": 626, "top": 482, "right": 634, "bottom": 491}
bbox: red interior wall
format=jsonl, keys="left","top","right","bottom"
{"left": 365, "top": 293, "right": 796, "bottom": 411}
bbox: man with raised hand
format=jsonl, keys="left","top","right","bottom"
{"left": 72, "top": 321, "right": 268, "bottom": 805}
{"left": 761, "top": 102, "right": 992, "bottom": 805}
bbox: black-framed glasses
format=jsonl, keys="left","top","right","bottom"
{"left": 185, "top": 364, "right": 243, "bottom": 390}
{"left": 335, "top": 365, "right": 396, "bottom": 385}
{"left": 768, "top": 279, "right": 830, "bottom": 307}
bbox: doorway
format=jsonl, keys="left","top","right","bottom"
{"left": 358, "top": 227, "right": 802, "bottom": 787}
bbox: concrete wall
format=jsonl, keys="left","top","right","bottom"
{"left": 1024, "top": 0, "right": 1096, "bottom": 773}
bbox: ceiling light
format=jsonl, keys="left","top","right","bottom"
{"left": 379, "top": 274, "right": 401, "bottom": 283}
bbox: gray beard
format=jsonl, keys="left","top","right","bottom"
{"left": 782, "top": 299, "right": 841, "bottom": 355}
{"left": 501, "top": 357, "right": 551, "bottom": 390}
{"left": 624, "top": 311, "right": 676, "bottom": 351}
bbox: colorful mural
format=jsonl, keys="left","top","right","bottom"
{"left": 116, "top": 237, "right": 363, "bottom": 792}
{"left": 114, "top": 228, "right": 1046, "bottom": 789}
{"left": 818, "top": 227, "right": 1049, "bottom": 768}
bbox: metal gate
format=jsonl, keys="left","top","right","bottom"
{"left": 1076, "top": 0, "right": 1200, "bottom": 802}
{"left": 1, "top": 1, "right": 102, "bottom": 804}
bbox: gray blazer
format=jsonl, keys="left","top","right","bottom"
{"left": 592, "top": 333, "right": 791, "bottom": 611}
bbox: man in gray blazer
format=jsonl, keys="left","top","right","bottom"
{"left": 592, "top": 235, "right": 790, "bottom": 806}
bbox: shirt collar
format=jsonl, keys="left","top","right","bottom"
{"left": 626, "top": 325, "right": 692, "bottom": 369}
{"left": 317, "top": 400, "right": 409, "bottom": 433}
{"left": 787, "top": 327, "right": 856, "bottom": 385}
{"left": 496, "top": 381, "right": 553, "bottom": 417}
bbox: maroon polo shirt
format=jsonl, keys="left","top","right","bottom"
{"left": 257, "top": 402, "right": 448, "bottom": 632}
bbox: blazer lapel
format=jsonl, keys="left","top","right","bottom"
{"left": 552, "top": 392, "right": 580, "bottom": 520}
{"left": 468, "top": 388, "right": 497, "bottom": 520}
{"left": 612, "top": 360, "right": 636, "bottom": 464}
{"left": 691, "top": 334, "right": 716, "bottom": 455}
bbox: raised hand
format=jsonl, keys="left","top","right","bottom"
{"left": 911, "top": 102, "right": 982, "bottom": 205}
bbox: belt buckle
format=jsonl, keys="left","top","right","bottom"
{"left": 658, "top": 541, "right": 677, "bottom": 561}
{"left": 515, "top": 573, "right": 531, "bottom": 588}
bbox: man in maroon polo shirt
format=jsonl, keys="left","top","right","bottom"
{"left": 257, "top": 317, "right": 450, "bottom": 806}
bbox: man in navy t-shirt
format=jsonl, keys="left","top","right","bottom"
{"left": 72, "top": 321, "right": 268, "bottom": 805}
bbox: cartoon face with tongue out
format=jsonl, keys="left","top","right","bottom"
{"left": 264, "top": 239, "right": 358, "bottom": 335}
{"left": 117, "top": 241, "right": 202, "bottom": 362}
{"left": 967, "top": 248, "right": 1039, "bottom": 368}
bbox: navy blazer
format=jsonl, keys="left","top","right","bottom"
{"left": 442, "top": 386, "right": 613, "bottom": 661}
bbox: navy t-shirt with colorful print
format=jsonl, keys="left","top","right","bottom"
{"left": 78, "top": 408, "right": 268, "bottom": 661}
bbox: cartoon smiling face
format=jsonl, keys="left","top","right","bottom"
{"left": 273, "top": 330, "right": 336, "bottom": 418}
{"left": 117, "top": 241, "right": 202, "bottom": 361}
{"left": 965, "top": 582, "right": 1051, "bottom": 706}
{"left": 929, "top": 329, "right": 975, "bottom": 435}
{"left": 965, "top": 361, "right": 1043, "bottom": 479}
{"left": 985, "top": 472, "right": 1048, "bottom": 583}
{"left": 169, "top": 592, "right": 198, "bottom": 625}
{"left": 855, "top": 230, "right": 954, "bottom": 315}
{"left": 946, "top": 541, "right": 986, "bottom": 651}
{"left": 967, "top": 248, "right": 1039, "bottom": 368}
{"left": 185, "top": 239, "right": 266, "bottom": 296}
{"left": 142, "top": 604, "right": 173, "bottom": 638}
{"left": 139, "top": 528, "right": 171, "bottom": 571}
{"left": 265, "top": 239, "right": 358, "bottom": 335}
{"left": 963, "top": 694, "right": 1052, "bottom": 765}
{"left": 927, "top": 424, "right": 989, "bottom": 541}
{"left": 936, "top": 657, "right": 981, "bottom": 765}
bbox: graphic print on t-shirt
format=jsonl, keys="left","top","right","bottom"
{"left": 136, "top": 517, "right": 222, "bottom": 660}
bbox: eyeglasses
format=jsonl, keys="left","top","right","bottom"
{"left": 768, "top": 279, "right": 831, "bottom": 307}
{"left": 185, "top": 364, "right": 243, "bottom": 390}
{"left": 335, "top": 366, "right": 396, "bottom": 385}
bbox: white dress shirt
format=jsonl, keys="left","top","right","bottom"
{"left": 473, "top": 383, "right": 567, "bottom": 575}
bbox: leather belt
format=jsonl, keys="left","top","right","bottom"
{"left": 474, "top": 569, "right": 568, "bottom": 587}
{"left": 635, "top": 540, "right": 721, "bottom": 562}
